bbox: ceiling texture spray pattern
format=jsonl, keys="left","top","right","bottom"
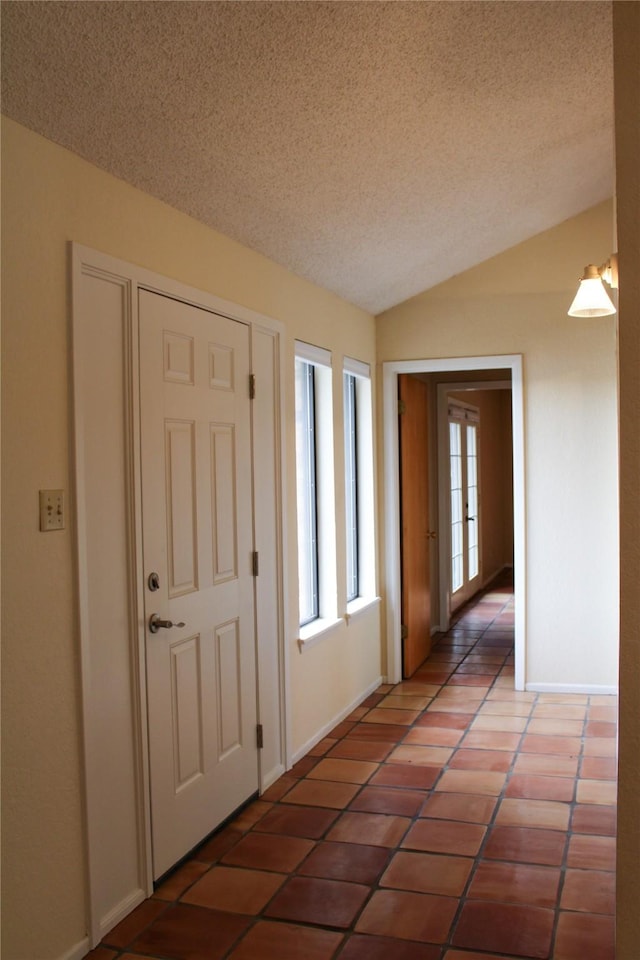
{"left": 1, "top": 0, "right": 614, "bottom": 313}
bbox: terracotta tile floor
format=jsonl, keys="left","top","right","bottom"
{"left": 90, "top": 574, "right": 618, "bottom": 960}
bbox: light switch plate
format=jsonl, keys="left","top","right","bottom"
{"left": 39, "top": 489, "right": 65, "bottom": 531}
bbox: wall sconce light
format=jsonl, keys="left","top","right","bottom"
{"left": 568, "top": 254, "right": 618, "bottom": 317}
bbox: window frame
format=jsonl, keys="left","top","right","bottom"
{"left": 343, "top": 357, "right": 377, "bottom": 621}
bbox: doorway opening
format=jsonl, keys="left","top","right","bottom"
{"left": 384, "top": 356, "right": 524, "bottom": 688}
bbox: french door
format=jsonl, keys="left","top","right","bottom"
{"left": 449, "top": 401, "right": 481, "bottom": 612}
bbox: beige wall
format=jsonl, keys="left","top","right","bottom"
{"left": 377, "top": 200, "right": 619, "bottom": 690}
{"left": 1, "top": 118, "right": 381, "bottom": 960}
{"left": 613, "top": 3, "right": 640, "bottom": 956}
{"left": 449, "top": 388, "right": 513, "bottom": 583}
{"left": 2, "top": 11, "right": 637, "bottom": 951}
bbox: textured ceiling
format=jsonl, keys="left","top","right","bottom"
{"left": 1, "top": 1, "right": 614, "bottom": 314}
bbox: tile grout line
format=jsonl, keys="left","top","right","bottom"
{"left": 95, "top": 576, "right": 616, "bottom": 960}
{"left": 341, "top": 582, "right": 519, "bottom": 956}
{"left": 437, "top": 590, "right": 531, "bottom": 953}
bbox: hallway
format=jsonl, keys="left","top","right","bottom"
{"left": 90, "top": 575, "right": 617, "bottom": 960}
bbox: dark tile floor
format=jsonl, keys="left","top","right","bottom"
{"left": 89, "top": 573, "right": 617, "bottom": 960}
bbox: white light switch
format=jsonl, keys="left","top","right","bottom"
{"left": 39, "top": 489, "right": 65, "bottom": 531}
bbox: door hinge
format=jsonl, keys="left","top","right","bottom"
{"left": 252, "top": 551, "right": 259, "bottom": 576}
{"left": 398, "top": 400, "right": 406, "bottom": 415}
{"left": 249, "top": 373, "right": 256, "bottom": 399}
{"left": 256, "top": 723, "right": 264, "bottom": 749}
{"left": 401, "top": 623, "right": 408, "bottom": 640}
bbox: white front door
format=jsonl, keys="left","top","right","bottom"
{"left": 449, "top": 401, "right": 481, "bottom": 613}
{"left": 139, "top": 289, "right": 259, "bottom": 879}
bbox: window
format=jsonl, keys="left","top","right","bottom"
{"left": 343, "top": 357, "right": 376, "bottom": 613}
{"left": 295, "top": 342, "right": 336, "bottom": 633}
{"left": 295, "top": 358, "right": 318, "bottom": 625}
{"left": 344, "top": 372, "right": 358, "bottom": 602}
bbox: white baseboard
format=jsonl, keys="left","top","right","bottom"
{"left": 526, "top": 682, "right": 618, "bottom": 696}
{"left": 56, "top": 886, "right": 147, "bottom": 959}
{"left": 290, "top": 675, "right": 384, "bottom": 765}
{"left": 98, "top": 887, "right": 148, "bottom": 940}
{"left": 261, "top": 761, "right": 286, "bottom": 793}
{"left": 482, "top": 563, "right": 513, "bottom": 590}
{"left": 57, "top": 937, "right": 90, "bottom": 960}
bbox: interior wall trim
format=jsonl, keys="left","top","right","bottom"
{"left": 382, "top": 355, "right": 525, "bottom": 689}
{"left": 56, "top": 937, "right": 91, "bottom": 960}
{"left": 290, "top": 674, "right": 384, "bottom": 765}
{"left": 526, "top": 683, "right": 619, "bottom": 696}
{"left": 71, "top": 242, "right": 288, "bottom": 947}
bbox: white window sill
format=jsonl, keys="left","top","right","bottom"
{"left": 297, "top": 616, "right": 344, "bottom": 652}
{"left": 345, "top": 595, "right": 381, "bottom": 625}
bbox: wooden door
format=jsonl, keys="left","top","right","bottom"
{"left": 139, "top": 289, "right": 259, "bottom": 878}
{"left": 399, "top": 374, "right": 432, "bottom": 677}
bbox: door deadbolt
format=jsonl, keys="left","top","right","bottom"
{"left": 147, "top": 571, "right": 160, "bottom": 592}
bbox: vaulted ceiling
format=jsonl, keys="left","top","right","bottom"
{"left": 1, "top": 1, "right": 614, "bottom": 313}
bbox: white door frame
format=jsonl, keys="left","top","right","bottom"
{"left": 71, "top": 243, "right": 289, "bottom": 946}
{"left": 383, "top": 355, "right": 525, "bottom": 689}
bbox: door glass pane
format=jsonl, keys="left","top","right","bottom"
{"left": 450, "top": 421, "right": 463, "bottom": 592}
{"left": 467, "top": 423, "right": 479, "bottom": 580}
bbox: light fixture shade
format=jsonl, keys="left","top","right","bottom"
{"left": 568, "top": 275, "right": 616, "bottom": 318}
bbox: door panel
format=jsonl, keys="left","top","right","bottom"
{"left": 139, "top": 289, "right": 258, "bottom": 878}
{"left": 165, "top": 419, "right": 198, "bottom": 595}
{"left": 399, "top": 375, "right": 432, "bottom": 677}
{"left": 170, "top": 634, "right": 204, "bottom": 789}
